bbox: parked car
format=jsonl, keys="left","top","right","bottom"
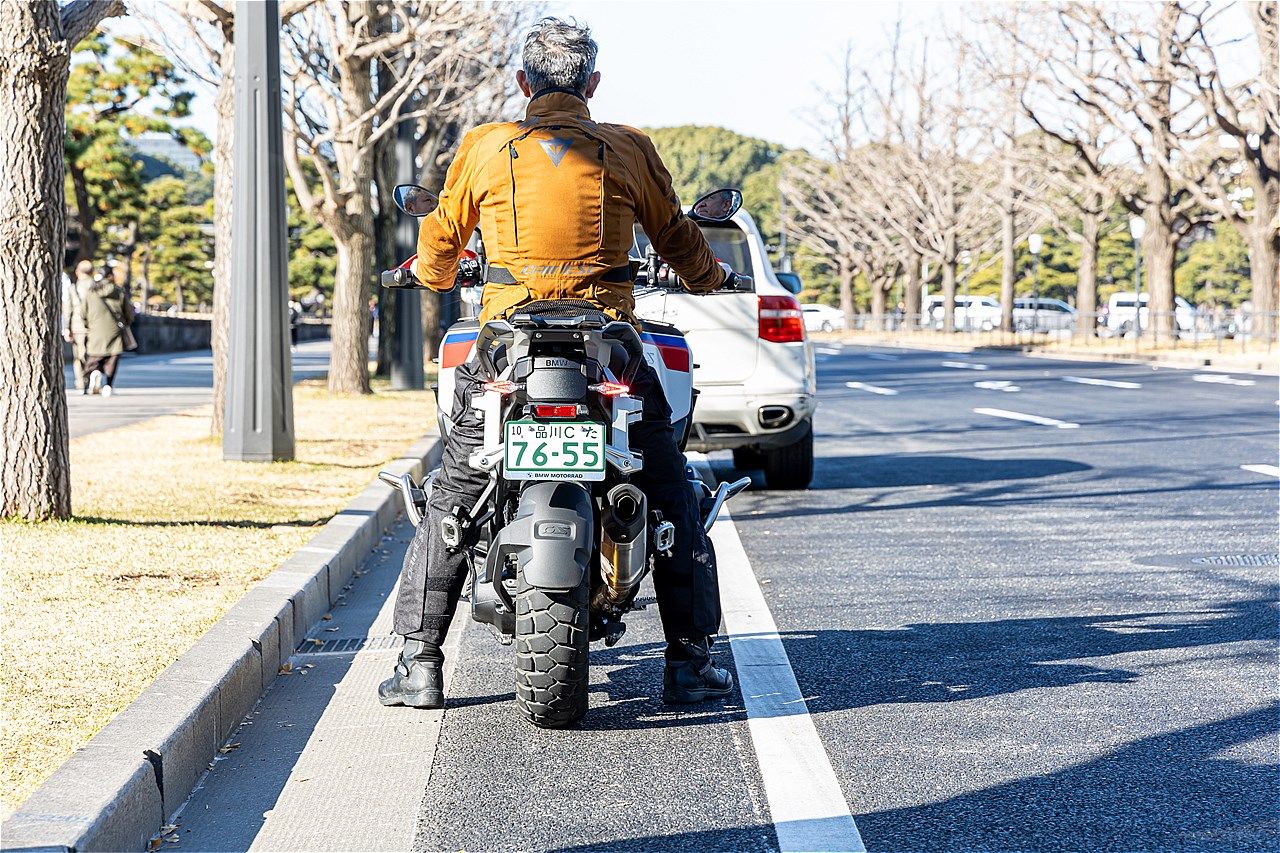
{"left": 1100, "top": 292, "right": 1196, "bottom": 334}
{"left": 1013, "top": 297, "right": 1077, "bottom": 332}
{"left": 930, "top": 295, "right": 1001, "bottom": 331}
{"left": 802, "top": 303, "right": 845, "bottom": 333}
{"left": 633, "top": 210, "right": 818, "bottom": 489}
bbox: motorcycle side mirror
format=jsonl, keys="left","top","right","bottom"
{"left": 393, "top": 184, "right": 439, "bottom": 217}
{"left": 688, "top": 188, "right": 742, "bottom": 223}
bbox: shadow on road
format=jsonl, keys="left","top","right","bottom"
{"left": 808, "top": 454, "right": 1091, "bottom": 489}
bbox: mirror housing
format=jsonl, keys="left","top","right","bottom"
{"left": 393, "top": 184, "right": 439, "bottom": 217}
{"left": 688, "top": 188, "right": 742, "bottom": 223}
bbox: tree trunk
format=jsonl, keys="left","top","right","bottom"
{"left": 903, "top": 253, "right": 921, "bottom": 325}
{"left": 1141, "top": 212, "right": 1177, "bottom": 339}
{"left": 1247, "top": 222, "right": 1279, "bottom": 341}
{"left": 869, "top": 276, "right": 888, "bottom": 328}
{"left": 68, "top": 158, "right": 96, "bottom": 266}
{"left": 941, "top": 259, "right": 957, "bottom": 334}
{"left": 1076, "top": 210, "right": 1099, "bottom": 335}
{"left": 999, "top": 174, "right": 1016, "bottom": 333}
{"left": 0, "top": 1, "right": 72, "bottom": 519}
{"left": 329, "top": 218, "right": 373, "bottom": 394}
{"left": 837, "top": 258, "right": 856, "bottom": 330}
{"left": 210, "top": 58, "right": 233, "bottom": 435}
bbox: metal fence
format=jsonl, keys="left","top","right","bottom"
{"left": 826, "top": 309, "right": 1280, "bottom": 354}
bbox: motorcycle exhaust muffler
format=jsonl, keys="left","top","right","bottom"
{"left": 594, "top": 483, "right": 648, "bottom": 609}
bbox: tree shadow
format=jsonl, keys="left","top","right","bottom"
{"left": 808, "top": 454, "right": 1092, "bottom": 490}
{"left": 74, "top": 514, "right": 334, "bottom": 529}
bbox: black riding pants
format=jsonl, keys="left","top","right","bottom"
{"left": 392, "top": 358, "right": 721, "bottom": 659}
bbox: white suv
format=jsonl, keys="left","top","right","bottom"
{"left": 633, "top": 210, "right": 817, "bottom": 489}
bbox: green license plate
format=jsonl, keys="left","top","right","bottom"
{"left": 503, "top": 420, "right": 606, "bottom": 481}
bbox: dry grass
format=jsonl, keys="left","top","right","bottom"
{"left": 0, "top": 379, "right": 435, "bottom": 818}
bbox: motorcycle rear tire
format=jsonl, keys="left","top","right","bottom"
{"left": 513, "top": 569, "right": 590, "bottom": 728}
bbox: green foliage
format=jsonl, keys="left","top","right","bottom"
{"left": 140, "top": 177, "right": 214, "bottom": 309}
{"left": 287, "top": 167, "right": 336, "bottom": 303}
{"left": 1176, "top": 222, "right": 1250, "bottom": 306}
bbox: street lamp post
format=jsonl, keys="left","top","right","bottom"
{"left": 1028, "top": 233, "right": 1043, "bottom": 336}
{"left": 224, "top": 0, "right": 294, "bottom": 462}
{"left": 1128, "top": 216, "right": 1146, "bottom": 354}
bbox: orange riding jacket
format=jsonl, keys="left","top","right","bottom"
{"left": 414, "top": 91, "right": 724, "bottom": 324}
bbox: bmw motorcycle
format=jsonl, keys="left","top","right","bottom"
{"left": 379, "top": 185, "right": 750, "bottom": 728}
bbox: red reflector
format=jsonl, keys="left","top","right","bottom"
{"left": 758, "top": 295, "right": 805, "bottom": 343}
{"left": 659, "top": 345, "right": 691, "bottom": 372}
{"left": 533, "top": 404, "right": 578, "bottom": 419}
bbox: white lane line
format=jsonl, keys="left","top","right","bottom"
{"left": 863, "top": 353, "right": 900, "bottom": 361}
{"left": 692, "top": 459, "right": 865, "bottom": 853}
{"left": 1193, "top": 374, "right": 1256, "bottom": 386}
{"left": 846, "top": 380, "right": 898, "bottom": 396}
{"left": 1062, "top": 376, "right": 1142, "bottom": 389}
{"left": 974, "top": 407, "right": 1079, "bottom": 429}
{"left": 816, "top": 346, "right": 843, "bottom": 356}
{"left": 1241, "top": 464, "right": 1280, "bottom": 479}
{"left": 940, "top": 361, "right": 989, "bottom": 370}
{"left": 975, "top": 380, "right": 1020, "bottom": 393}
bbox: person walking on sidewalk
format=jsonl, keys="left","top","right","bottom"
{"left": 77, "top": 267, "right": 135, "bottom": 397}
{"left": 63, "top": 260, "right": 94, "bottom": 392}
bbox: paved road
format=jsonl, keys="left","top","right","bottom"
{"left": 64, "top": 341, "right": 331, "bottom": 437}
{"left": 175, "top": 344, "right": 1278, "bottom": 852}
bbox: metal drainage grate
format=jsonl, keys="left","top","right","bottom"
{"left": 1190, "top": 554, "right": 1279, "bottom": 567}
{"left": 297, "top": 636, "right": 402, "bottom": 655}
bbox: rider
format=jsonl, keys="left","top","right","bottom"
{"left": 379, "top": 17, "right": 743, "bottom": 710}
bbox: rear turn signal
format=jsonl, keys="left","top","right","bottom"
{"left": 532, "top": 404, "right": 580, "bottom": 419}
{"left": 589, "top": 382, "right": 630, "bottom": 397}
{"left": 758, "top": 294, "right": 805, "bottom": 343}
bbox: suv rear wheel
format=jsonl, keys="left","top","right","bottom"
{"left": 761, "top": 421, "right": 814, "bottom": 490}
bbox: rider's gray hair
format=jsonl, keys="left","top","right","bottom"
{"left": 522, "top": 17, "right": 597, "bottom": 94}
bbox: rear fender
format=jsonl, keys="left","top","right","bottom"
{"left": 499, "top": 481, "right": 594, "bottom": 592}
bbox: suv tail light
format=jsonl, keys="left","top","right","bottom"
{"left": 758, "top": 295, "right": 805, "bottom": 343}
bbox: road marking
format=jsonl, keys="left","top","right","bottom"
{"left": 975, "top": 380, "right": 1020, "bottom": 392}
{"left": 1241, "top": 464, "right": 1280, "bottom": 479}
{"left": 846, "top": 380, "right": 898, "bottom": 396}
{"left": 1193, "top": 374, "right": 1256, "bottom": 386}
{"left": 941, "top": 361, "right": 989, "bottom": 370}
{"left": 974, "top": 407, "right": 1079, "bottom": 429}
{"left": 864, "top": 353, "right": 900, "bottom": 361}
{"left": 816, "top": 346, "right": 843, "bottom": 356}
{"left": 1062, "top": 376, "right": 1142, "bottom": 389}
{"left": 691, "top": 458, "right": 865, "bottom": 853}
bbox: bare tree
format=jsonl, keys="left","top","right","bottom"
{"left": 1169, "top": 1, "right": 1279, "bottom": 336}
{"left": 1, "top": 0, "right": 125, "bottom": 521}
{"left": 1028, "top": 2, "right": 1210, "bottom": 337}
{"left": 280, "top": 0, "right": 516, "bottom": 394}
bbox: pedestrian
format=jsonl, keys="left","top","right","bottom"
{"left": 289, "top": 299, "right": 302, "bottom": 352}
{"left": 63, "top": 260, "right": 94, "bottom": 392}
{"left": 77, "top": 266, "right": 136, "bottom": 397}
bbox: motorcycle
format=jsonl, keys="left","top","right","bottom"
{"left": 378, "top": 184, "right": 750, "bottom": 728}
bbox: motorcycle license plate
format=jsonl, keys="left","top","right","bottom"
{"left": 503, "top": 420, "right": 606, "bottom": 481}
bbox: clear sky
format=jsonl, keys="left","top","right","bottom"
{"left": 552, "top": 0, "right": 945, "bottom": 152}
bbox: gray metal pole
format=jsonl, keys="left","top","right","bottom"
{"left": 390, "top": 117, "right": 424, "bottom": 391}
{"left": 223, "top": 0, "right": 294, "bottom": 462}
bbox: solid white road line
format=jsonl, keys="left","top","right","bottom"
{"left": 975, "top": 380, "right": 1019, "bottom": 392}
{"left": 1241, "top": 464, "right": 1280, "bottom": 479}
{"left": 940, "top": 361, "right": 989, "bottom": 370}
{"left": 864, "top": 353, "right": 900, "bottom": 361}
{"left": 1062, "top": 376, "right": 1142, "bottom": 389}
{"left": 1193, "top": 374, "right": 1256, "bottom": 386}
{"left": 816, "top": 346, "right": 843, "bottom": 356}
{"left": 974, "top": 407, "right": 1080, "bottom": 429}
{"left": 691, "top": 458, "right": 865, "bottom": 853}
{"left": 846, "top": 380, "right": 899, "bottom": 396}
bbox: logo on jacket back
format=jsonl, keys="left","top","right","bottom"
{"left": 539, "top": 137, "right": 573, "bottom": 167}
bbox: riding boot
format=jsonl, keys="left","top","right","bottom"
{"left": 377, "top": 637, "right": 445, "bottom": 708}
{"left": 663, "top": 637, "right": 734, "bottom": 704}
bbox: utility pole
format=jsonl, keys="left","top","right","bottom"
{"left": 391, "top": 116, "right": 424, "bottom": 390}
{"left": 223, "top": 0, "right": 294, "bottom": 462}
{"left": 778, "top": 185, "right": 792, "bottom": 273}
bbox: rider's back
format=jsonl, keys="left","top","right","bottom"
{"left": 415, "top": 92, "right": 724, "bottom": 324}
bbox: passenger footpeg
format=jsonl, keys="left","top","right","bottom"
{"left": 378, "top": 471, "right": 428, "bottom": 526}
{"left": 701, "top": 477, "right": 751, "bottom": 532}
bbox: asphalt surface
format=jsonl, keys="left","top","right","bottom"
{"left": 173, "top": 344, "right": 1277, "bottom": 852}
{"left": 64, "top": 340, "right": 331, "bottom": 437}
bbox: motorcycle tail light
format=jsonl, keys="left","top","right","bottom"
{"left": 758, "top": 295, "right": 805, "bottom": 343}
{"left": 532, "top": 404, "right": 579, "bottom": 419}
{"left": 589, "top": 382, "right": 630, "bottom": 397}
{"left": 483, "top": 380, "right": 521, "bottom": 395}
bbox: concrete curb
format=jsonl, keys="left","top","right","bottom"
{"left": 1, "top": 434, "right": 442, "bottom": 853}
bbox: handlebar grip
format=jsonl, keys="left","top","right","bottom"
{"left": 380, "top": 268, "right": 424, "bottom": 289}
